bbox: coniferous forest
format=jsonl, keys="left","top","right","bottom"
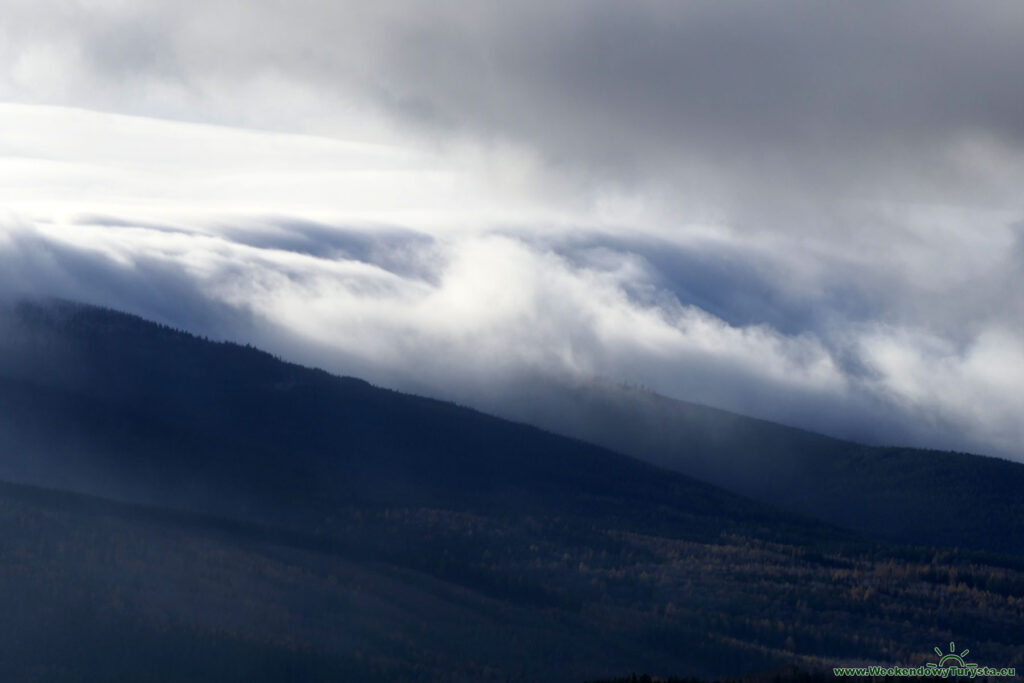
{"left": 0, "top": 301, "right": 1022, "bottom": 681}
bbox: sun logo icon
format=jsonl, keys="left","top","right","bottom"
{"left": 927, "top": 642, "right": 978, "bottom": 669}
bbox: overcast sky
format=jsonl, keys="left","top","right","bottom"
{"left": 2, "top": 0, "right": 1023, "bottom": 459}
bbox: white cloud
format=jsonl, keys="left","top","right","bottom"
{"left": 2, "top": 0, "right": 1023, "bottom": 461}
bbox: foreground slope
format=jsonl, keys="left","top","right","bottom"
{"left": 2, "top": 479, "right": 1023, "bottom": 682}
{"left": 488, "top": 379, "right": 1024, "bottom": 555}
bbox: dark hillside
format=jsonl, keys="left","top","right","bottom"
{"left": 0, "top": 300, "right": 803, "bottom": 540}
{"left": 491, "top": 379, "right": 1024, "bottom": 555}
{"left": 1, "top": 479, "right": 1023, "bottom": 682}
{"left": 1, "top": 299, "right": 1023, "bottom": 680}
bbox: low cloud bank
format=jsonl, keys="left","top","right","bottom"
{"left": 0, "top": 106, "right": 1020, "bottom": 459}
{"left": 2, "top": 1, "right": 1023, "bottom": 460}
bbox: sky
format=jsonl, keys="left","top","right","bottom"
{"left": 1, "top": 0, "right": 1023, "bottom": 459}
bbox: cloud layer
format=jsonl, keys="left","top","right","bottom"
{"left": 2, "top": 2, "right": 1023, "bottom": 459}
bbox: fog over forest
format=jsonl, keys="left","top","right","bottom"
{"left": 2, "top": 1, "right": 1023, "bottom": 459}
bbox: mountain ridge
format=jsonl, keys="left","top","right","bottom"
{"left": 470, "top": 374, "right": 1024, "bottom": 555}
{"left": 0, "top": 298, "right": 820, "bottom": 538}
{"left": 5, "top": 298, "right": 1023, "bottom": 556}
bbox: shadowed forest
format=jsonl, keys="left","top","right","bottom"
{"left": 0, "top": 301, "right": 1022, "bottom": 681}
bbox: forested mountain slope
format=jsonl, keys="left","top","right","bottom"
{"left": 488, "top": 378, "right": 1024, "bottom": 555}
{"left": 1, "top": 299, "right": 1022, "bottom": 681}
{"left": 2, "top": 478, "right": 1023, "bottom": 682}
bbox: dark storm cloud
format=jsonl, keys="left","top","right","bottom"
{"left": 11, "top": 1, "right": 1024, "bottom": 195}
{"left": 8, "top": 1, "right": 1024, "bottom": 225}
{"left": 353, "top": 1, "right": 1024, "bottom": 208}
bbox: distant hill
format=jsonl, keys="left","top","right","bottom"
{"left": 483, "top": 378, "right": 1024, "bottom": 556}
{"left": 1, "top": 299, "right": 1023, "bottom": 681}
{"left": 0, "top": 299, "right": 792, "bottom": 536}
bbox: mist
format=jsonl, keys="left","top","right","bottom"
{"left": 2, "top": 2, "right": 1023, "bottom": 460}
